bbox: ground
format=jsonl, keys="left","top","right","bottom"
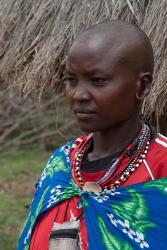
{"left": 0, "top": 149, "right": 51, "bottom": 250}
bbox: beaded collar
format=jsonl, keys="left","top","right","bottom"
{"left": 72, "top": 123, "right": 151, "bottom": 191}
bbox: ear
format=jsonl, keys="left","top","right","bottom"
{"left": 136, "top": 72, "right": 152, "bottom": 100}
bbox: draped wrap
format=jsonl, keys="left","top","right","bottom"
{"left": 18, "top": 141, "right": 167, "bottom": 250}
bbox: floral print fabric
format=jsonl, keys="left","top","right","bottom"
{"left": 18, "top": 141, "right": 167, "bottom": 250}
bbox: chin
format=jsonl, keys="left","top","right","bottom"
{"left": 78, "top": 124, "right": 102, "bottom": 134}
{"left": 78, "top": 124, "right": 96, "bottom": 133}
{"left": 79, "top": 122, "right": 127, "bottom": 134}
{"left": 80, "top": 127, "right": 95, "bottom": 134}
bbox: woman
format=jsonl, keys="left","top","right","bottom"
{"left": 18, "top": 20, "right": 167, "bottom": 250}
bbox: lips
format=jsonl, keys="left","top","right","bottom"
{"left": 73, "top": 108, "right": 97, "bottom": 119}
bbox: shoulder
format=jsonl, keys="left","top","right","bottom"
{"left": 52, "top": 134, "right": 88, "bottom": 156}
{"left": 149, "top": 133, "right": 167, "bottom": 159}
{"left": 148, "top": 133, "right": 167, "bottom": 159}
{"left": 145, "top": 133, "right": 167, "bottom": 179}
{"left": 35, "top": 135, "right": 88, "bottom": 189}
{"left": 154, "top": 133, "right": 167, "bottom": 149}
{"left": 43, "top": 134, "right": 89, "bottom": 168}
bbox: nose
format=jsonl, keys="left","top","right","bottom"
{"left": 71, "top": 82, "right": 91, "bottom": 102}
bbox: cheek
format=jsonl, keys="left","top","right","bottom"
{"left": 65, "top": 89, "right": 74, "bottom": 105}
{"left": 96, "top": 88, "right": 137, "bottom": 118}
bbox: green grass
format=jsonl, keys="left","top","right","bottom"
{"left": 0, "top": 149, "right": 51, "bottom": 250}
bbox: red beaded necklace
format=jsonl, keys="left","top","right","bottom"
{"left": 72, "top": 123, "right": 151, "bottom": 192}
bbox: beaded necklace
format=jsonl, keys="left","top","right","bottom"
{"left": 72, "top": 123, "right": 151, "bottom": 192}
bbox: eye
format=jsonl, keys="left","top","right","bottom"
{"left": 63, "top": 76, "right": 78, "bottom": 88}
{"left": 91, "top": 77, "right": 107, "bottom": 86}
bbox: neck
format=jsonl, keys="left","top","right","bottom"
{"left": 89, "top": 115, "right": 142, "bottom": 161}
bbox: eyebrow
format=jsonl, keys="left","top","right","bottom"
{"left": 65, "top": 66, "right": 111, "bottom": 77}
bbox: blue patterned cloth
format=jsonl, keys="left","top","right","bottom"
{"left": 18, "top": 141, "right": 167, "bottom": 250}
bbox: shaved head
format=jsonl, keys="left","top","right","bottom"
{"left": 65, "top": 20, "right": 154, "bottom": 132}
{"left": 70, "top": 20, "right": 154, "bottom": 75}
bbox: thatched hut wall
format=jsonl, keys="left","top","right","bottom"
{"left": 0, "top": 0, "right": 166, "bottom": 150}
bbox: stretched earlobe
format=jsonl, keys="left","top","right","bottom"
{"left": 136, "top": 72, "right": 152, "bottom": 100}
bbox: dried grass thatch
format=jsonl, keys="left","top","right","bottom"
{"left": 0, "top": 0, "right": 166, "bottom": 151}
{"left": 0, "top": 0, "right": 167, "bottom": 118}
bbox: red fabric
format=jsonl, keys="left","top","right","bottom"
{"left": 30, "top": 134, "right": 167, "bottom": 250}
{"left": 30, "top": 206, "right": 57, "bottom": 250}
{"left": 30, "top": 170, "right": 106, "bottom": 250}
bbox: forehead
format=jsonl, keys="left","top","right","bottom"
{"left": 66, "top": 35, "right": 134, "bottom": 74}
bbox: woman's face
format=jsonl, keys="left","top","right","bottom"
{"left": 64, "top": 40, "right": 140, "bottom": 133}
